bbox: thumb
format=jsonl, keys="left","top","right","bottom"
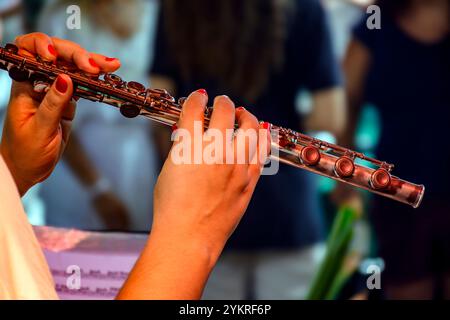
{"left": 35, "top": 74, "right": 73, "bottom": 138}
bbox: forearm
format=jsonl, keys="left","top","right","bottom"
{"left": 117, "top": 228, "right": 219, "bottom": 300}
{"left": 341, "top": 39, "right": 371, "bottom": 149}
{"left": 305, "top": 87, "right": 347, "bottom": 139}
{"left": 340, "top": 95, "right": 362, "bottom": 149}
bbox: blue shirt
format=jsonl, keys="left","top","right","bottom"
{"left": 354, "top": 17, "right": 450, "bottom": 200}
{"left": 151, "top": 0, "right": 341, "bottom": 249}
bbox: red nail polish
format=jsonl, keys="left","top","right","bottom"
{"left": 236, "top": 106, "right": 246, "bottom": 112}
{"left": 105, "top": 57, "right": 116, "bottom": 62}
{"left": 89, "top": 58, "right": 99, "bottom": 68}
{"left": 55, "top": 75, "right": 68, "bottom": 93}
{"left": 196, "top": 89, "right": 207, "bottom": 96}
{"left": 171, "top": 123, "right": 178, "bottom": 131}
{"left": 262, "top": 122, "right": 271, "bottom": 130}
{"left": 48, "top": 44, "right": 56, "bottom": 56}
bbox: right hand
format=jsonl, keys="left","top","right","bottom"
{"left": 92, "top": 191, "right": 131, "bottom": 230}
{"left": 152, "top": 90, "right": 271, "bottom": 260}
{"left": 118, "top": 92, "right": 271, "bottom": 300}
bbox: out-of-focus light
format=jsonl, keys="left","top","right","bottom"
{"left": 0, "top": 0, "right": 20, "bottom": 14}
{"left": 349, "top": 0, "right": 375, "bottom": 6}
{"left": 323, "top": 0, "right": 375, "bottom": 10}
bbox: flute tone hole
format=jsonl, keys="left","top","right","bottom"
{"left": 370, "top": 168, "right": 392, "bottom": 190}
{"left": 127, "top": 81, "right": 146, "bottom": 93}
{"left": 334, "top": 156, "right": 355, "bottom": 178}
{"left": 104, "top": 73, "right": 125, "bottom": 87}
{"left": 301, "top": 146, "right": 321, "bottom": 166}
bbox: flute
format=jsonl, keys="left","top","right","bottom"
{"left": 0, "top": 43, "right": 425, "bottom": 208}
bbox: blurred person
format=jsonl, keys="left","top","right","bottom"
{"left": 22, "top": 0, "right": 46, "bottom": 31}
{"left": 151, "top": 0, "right": 347, "bottom": 299}
{"left": 343, "top": 0, "right": 450, "bottom": 299}
{"left": 0, "top": 33, "right": 270, "bottom": 300}
{"left": 37, "top": 0, "right": 159, "bottom": 231}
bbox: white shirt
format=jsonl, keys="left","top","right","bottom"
{"left": 0, "top": 155, "right": 57, "bottom": 299}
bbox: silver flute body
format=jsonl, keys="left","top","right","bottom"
{"left": 0, "top": 43, "right": 425, "bottom": 207}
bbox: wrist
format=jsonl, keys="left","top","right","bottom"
{"left": 149, "top": 224, "right": 223, "bottom": 271}
{"left": 119, "top": 226, "right": 221, "bottom": 299}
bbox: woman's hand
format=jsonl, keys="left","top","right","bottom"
{"left": 0, "top": 32, "right": 121, "bottom": 196}
{"left": 153, "top": 91, "right": 270, "bottom": 255}
{"left": 118, "top": 90, "right": 271, "bottom": 299}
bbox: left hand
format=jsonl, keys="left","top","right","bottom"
{"left": 0, "top": 33, "right": 120, "bottom": 196}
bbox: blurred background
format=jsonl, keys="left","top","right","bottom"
{"left": 0, "top": 0, "right": 449, "bottom": 300}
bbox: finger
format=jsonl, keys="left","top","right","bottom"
{"left": 254, "top": 122, "right": 271, "bottom": 166}
{"left": 247, "top": 164, "right": 263, "bottom": 197}
{"left": 15, "top": 32, "right": 57, "bottom": 61}
{"left": 17, "top": 48, "right": 36, "bottom": 58}
{"left": 35, "top": 74, "right": 74, "bottom": 138}
{"left": 51, "top": 37, "right": 100, "bottom": 74}
{"left": 10, "top": 80, "right": 42, "bottom": 102}
{"left": 52, "top": 37, "right": 120, "bottom": 73}
{"left": 247, "top": 125, "right": 270, "bottom": 185}
{"left": 9, "top": 81, "right": 46, "bottom": 117}
{"left": 178, "top": 89, "right": 208, "bottom": 134}
{"left": 208, "top": 95, "right": 235, "bottom": 133}
{"left": 90, "top": 52, "right": 121, "bottom": 73}
{"left": 247, "top": 122, "right": 271, "bottom": 187}
{"left": 233, "top": 107, "right": 259, "bottom": 164}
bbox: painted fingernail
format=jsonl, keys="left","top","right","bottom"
{"left": 48, "top": 44, "right": 56, "bottom": 56}
{"left": 236, "top": 106, "right": 246, "bottom": 112}
{"left": 105, "top": 57, "right": 116, "bottom": 62}
{"left": 196, "top": 89, "right": 207, "bottom": 96}
{"left": 89, "top": 58, "right": 99, "bottom": 68}
{"left": 262, "top": 122, "right": 271, "bottom": 130}
{"left": 171, "top": 123, "right": 178, "bottom": 131}
{"left": 55, "top": 75, "right": 68, "bottom": 94}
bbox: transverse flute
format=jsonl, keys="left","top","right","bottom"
{"left": 0, "top": 43, "right": 425, "bottom": 207}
